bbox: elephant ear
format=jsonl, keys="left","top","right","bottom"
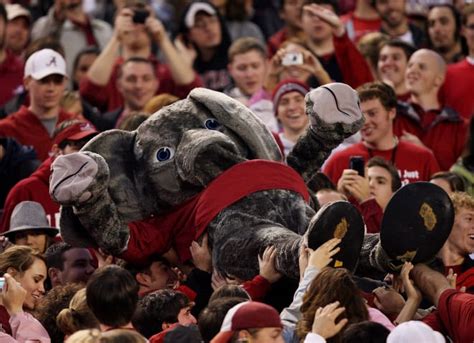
{"left": 81, "top": 130, "right": 152, "bottom": 221}
{"left": 188, "top": 88, "right": 282, "bottom": 161}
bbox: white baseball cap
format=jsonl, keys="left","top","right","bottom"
{"left": 5, "top": 4, "right": 31, "bottom": 22}
{"left": 24, "top": 49, "right": 67, "bottom": 80}
{"left": 185, "top": 2, "right": 216, "bottom": 28}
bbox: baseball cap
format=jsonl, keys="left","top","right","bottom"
{"left": 24, "top": 49, "right": 67, "bottom": 80}
{"left": 5, "top": 4, "right": 31, "bottom": 22}
{"left": 387, "top": 321, "right": 445, "bottom": 343}
{"left": 185, "top": 2, "right": 216, "bottom": 28}
{"left": 53, "top": 121, "right": 98, "bottom": 146}
{"left": 211, "top": 302, "right": 282, "bottom": 343}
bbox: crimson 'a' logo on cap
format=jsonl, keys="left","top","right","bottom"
{"left": 46, "top": 57, "right": 57, "bottom": 67}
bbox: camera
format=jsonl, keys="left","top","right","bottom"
{"left": 133, "top": 9, "right": 150, "bottom": 24}
{"left": 282, "top": 52, "right": 304, "bottom": 66}
{"left": 349, "top": 156, "right": 365, "bottom": 177}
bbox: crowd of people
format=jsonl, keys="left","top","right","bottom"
{"left": 0, "top": 0, "right": 473, "bottom": 342}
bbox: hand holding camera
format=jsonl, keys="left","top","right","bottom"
{"left": 0, "top": 273, "right": 27, "bottom": 316}
{"left": 337, "top": 161, "right": 370, "bottom": 204}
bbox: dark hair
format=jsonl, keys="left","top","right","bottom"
{"left": 132, "top": 289, "right": 191, "bottom": 338}
{"left": 367, "top": 156, "right": 402, "bottom": 192}
{"left": 44, "top": 242, "right": 73, "bottom": 270}
{"left": 117, "top": 57, "right": 156, "bottom": 80}
{"left": 427, "top": 4, "right": 462, "bottom": 46}
{"left": 341, "top": 321, "right": 390, "bottom": 343}
{"left": 430, "top": 171, "right": 466, "bottom": 193}
{"left": 86, "top": 265, "right": 139, "bottom": 328}
{"left": 122, "top": 254, "right": 170, "bottom": 278}
{"left": 73, "top": 46, "right": 100, "bottom": 75}
{"left": 303, "top": 0, "right": 338, "bottom": 14}
{"left": 34, "top": 283, "right": 84, "bottom": 343}
{"left": 357, "top": 82, "right": 398, "bottom": 111}
{"left": 0, "top": 4, "right": 7, "bottom": 23}
{"left": 379, "top": 39, "right": 417, "bottom": 62}
{"left": 297, "top": 268, "right": 369, "bottom": 342}
{"left": 209, "top": 284, "right": 251, "bottom": 303}
{"left": 199, "top": 297, "right": 249, "bottom": 343}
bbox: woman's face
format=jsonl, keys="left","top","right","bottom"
{"left": 13, "top": 258, "right": 47, "bottom": 310}
{"left": 13, "top": 230, "right": 48, "bottom": 253}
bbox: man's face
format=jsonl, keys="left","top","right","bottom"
{"left": 188, "top": 13, "right": 222, "bottom": 50}
{"left": 378, "top": 45, "right": 408, "bottom": 90}
{"left": 462, "top": 13, "right": 474, "bottom": 52}
{"left": 276, "top": 91, "right": 308, "bottom": 132}
{"left": 360, "top": 98, "right": 395, "bottom": 146}
{"left": 177, "top": 305, "right": 197, "bottom": 326}
{"left": 73, "top": 52, "right": 97, "bottom": 87}
{"left": 428, "top": 6, "right": 458, "bottom": 52}
{"left": 375, "top": 0, "right": 406, "bottom": 28}
{"left": 301, "top": 4, "right": 334, "bottom": 42}
{"left": 281, "top": 0, "right": 304, "bottom": 29}
{"left": 117, "top": 61, "right": 158, "bottom": 111}
{"left": 228, "top": 50, "right": 267, "bottom": 97}
{"left": 5, "top": 16, "right": 29, "bottom": 55}
{"left": 406, "top": 50, "right": 444, "bottom": 96}
{"left": 368, "top": 165, "right": 394, "bottom": 210}
{"left": 144, "top": 260, "right": 179, "bottom": 291}
{"left": 13, "top": 230, "right": 48, "bottom": 253}
{"left": 58, "top": 248, "right": 95, "bottom": 285}
{"left": 25, "top": 74, "right": 66, "bottom": 112}
{"left": 448, "top": 208, "right": 474, "bottom": 256}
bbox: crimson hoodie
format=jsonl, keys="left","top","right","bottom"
{"left": 0, "top": 106, "right": 78, "bottom": 161}
{"left": 1, "top": 157, "right": 59, "bottom": 233}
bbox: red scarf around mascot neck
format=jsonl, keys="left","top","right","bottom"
{"left": 122, "top": 160, "right": 310, "bottom": 265}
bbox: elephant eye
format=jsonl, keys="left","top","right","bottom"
{"left": 156, "top": 147, "right": 174, "bottom": 162}
{"left": 204, "top": 118, "right": 221, "bottom": 130}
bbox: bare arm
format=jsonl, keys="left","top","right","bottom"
{"left": 410, "top": 264, "right": 452, "bottom": 307}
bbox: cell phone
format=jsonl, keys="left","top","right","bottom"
{"left": 282, "top": 52, "right": 304, "bottom": 66}
{"left": 0, "top": 277, "right": 4, "bottom": 291}
{"left": 133, "top": 9, "right": 150, "bottom": 24}
{"left": 349, "top": 156, "right": 365, "bottom": 177}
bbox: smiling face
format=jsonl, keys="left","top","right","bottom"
{"left": 447, "top": 207, "right": 474, "bottom": 256}
{"left": 276, "top": 91, "right": 308, "bottom": 134}
{"left": 360, "top": 97, "right": 395, "bottom": 146}
{"left": 405, "top": 49, "right": 445, "bottom": 96}
{"left": 378, "top": 45, "right": 408, "bottom": 91}
{"left": 375, "top": 0, "right": 406, "bottom": 28}
{"left": 13, "top": 258, "right": 47, "bottom": 310}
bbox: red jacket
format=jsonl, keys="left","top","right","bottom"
{"left": 1, "top": 157, "right": 59, "bottom": 232}
{"left": 121, "top": 160, "right": 310, "bottom": 265}
{"left": 323, "top": 141, "right": 440, "bottom": 186}
{"left": 0, "top": 106, "right": 78, "bottom": 161}
{"left": 394, "top": 102, "right": 467, "bottom": 171}
{"left": 440, "top": 58, "right": 474, "bottom": 120}
{"left": 0, "top": 50, "right": 24, "bottom": 107}
{"left": 79, "top": 56, "right": 203, "bottom": 112}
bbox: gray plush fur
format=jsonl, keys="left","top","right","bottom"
{"left": 51, "top": 85, "right": 365, "bottom": 279}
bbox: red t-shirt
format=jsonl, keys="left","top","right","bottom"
{"left": 341, "top": 12, "right": 381, "bottom": 42}
{"left": 322, "top": 141, "right": 440, "bottom": 186}
{"left": 0, "top": 50, "right": 24, "bottom": 107}
{"left": 0, "top": 106, "right": 79, "bottom": 161}
{"left": 79, "top": 56, "right": 203, "bottom": 112}
{"left": 440, "top": 58, "right": 474, "bottom": 120}
{"left": 394, "top": 103, "right": 467, "bottom": 171}
{"left": 1, "top": 157, "right": 60, "bottom": 233}
{"left": 429, "top": 289, "right": 474, "bottom": 343}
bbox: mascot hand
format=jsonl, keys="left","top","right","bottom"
{"left": 50, "top": 151, "right": 110, "bottom": 207}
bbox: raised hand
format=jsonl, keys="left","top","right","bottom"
{"left": 258, "top": 246, "right": 282, "bottom": 283}
{"left": 303, "top": 4, "right": 345, "bottom": 37}
{"left": 307, "top": 238, "right": 341, "bottom": 270}
{"left": 311, "top": 301, "right": 348, "bottom": 339}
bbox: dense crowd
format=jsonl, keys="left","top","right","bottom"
{"left": 0, "top": 0, "right": 473, "bottom": 342}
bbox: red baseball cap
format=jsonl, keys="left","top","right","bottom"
{"left": 211, "top": 302, "right": 282, "bottom": 343}
{"left": 53, "top": 121, "right": 98, "bottom": 146}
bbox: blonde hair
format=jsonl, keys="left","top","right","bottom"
{"left": 0, "top": 246, "right": 45, "bottom": 275}
{"left": 57, "top": 289, "right": 99, "bottom": 336}
{"left": 450, "top": 192, "right": 474, "bottom": 214}
{"left": 66, "top": 329, "right": 147, "bottom": 343}
{"left": 143, "top": 93, "right": 179, "bottom": 114}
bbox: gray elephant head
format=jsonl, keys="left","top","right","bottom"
{"left": 82, "top": 88, "right": 282, "bottom": 221}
